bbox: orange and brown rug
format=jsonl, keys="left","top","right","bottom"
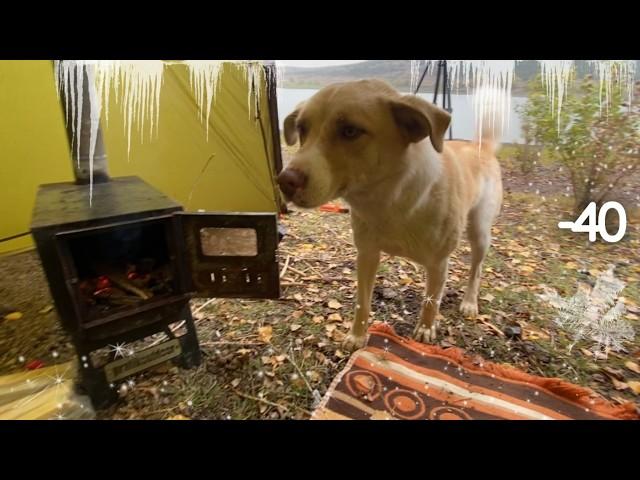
{"left": 312, "top": 323, "right": 639, "bottom": 420}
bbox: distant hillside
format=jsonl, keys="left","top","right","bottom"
{"left": 280, "top": 60, "right": 640, "bottom": 95}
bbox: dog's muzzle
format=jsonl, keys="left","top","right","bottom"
{"left": 277, "top": 168, "right": 307, "bottom": 200}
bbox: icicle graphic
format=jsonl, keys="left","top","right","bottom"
{"left": 53, "top": 60, "right": 636, "bottom": 206}
{"left": 86, "top": 65, "right": 102, "bottom": 205}
{"left": 445, "top": 60, "right": 516, "bottom": 145}
{"left": 588, "top": 60, "right": 637, "bottom": 115}
{"left": 539, "top": 60, "right": 574, "bottom": 131}
{"left": 240, "top": 61, "right": 264, "bottom": 120}
{"left": 274, "top": 62, "right": 286, "bottom": 89}
{"left": 185, "top": 60, "right": 223, "bottom": 139}
{"left": 410, "top": 60, "right": 422, "bottom": 93}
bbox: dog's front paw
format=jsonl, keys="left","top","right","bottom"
{"left": 413, "top": 323, "right": 437, "bottom": 343}
{"left": 342, "top": 332, "right": 367, "bottom": 352}
{"left": 459, "top": 299, "right": 478, "bottom": 319}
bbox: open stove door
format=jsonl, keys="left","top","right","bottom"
{"left": 176, "top": 212, "right": 280, "bottom": 299}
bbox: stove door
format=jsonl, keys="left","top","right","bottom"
{"left": 176, "top": 212, "right": 280, "bottom": 299}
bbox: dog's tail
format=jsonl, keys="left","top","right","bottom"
{"left": 472, "top": 86, "right": 507, "bottom": 153}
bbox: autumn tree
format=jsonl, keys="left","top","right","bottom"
{"left": 519, "top": 75, "right": 640, "bottom": 213}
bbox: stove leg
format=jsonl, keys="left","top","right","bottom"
{"left": 174, "top": 304, "right": 202, "bottom": 369}
{"left": 74, "top": 351, "right": 118, "bottom": 409}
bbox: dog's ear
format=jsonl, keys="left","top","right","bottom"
{"left": 389, "top": 95, "right": 451, "bottom": 153}
{"left": 283, "top": 102, "right": 306, "bottom": 146}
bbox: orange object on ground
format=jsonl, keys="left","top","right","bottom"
{"left": 319, "top": 203, "right": 349, "bottom": 213}
{"left": 312, "top": 323, "right": 639, "bottom": 420}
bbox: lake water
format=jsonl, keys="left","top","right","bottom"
{"left": 277, "top": 88, "right": 527, "bottom": 144}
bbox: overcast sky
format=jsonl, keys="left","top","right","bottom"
{"left": 276, "top": 60, "right": 366, "bottom": 68}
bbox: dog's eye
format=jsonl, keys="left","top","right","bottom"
{"left": 340, "top": 125, "right": 363, "bottom": 140}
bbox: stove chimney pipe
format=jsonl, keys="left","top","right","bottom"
{"left": 58, "top": 62, "right": 110, "bottom": 184}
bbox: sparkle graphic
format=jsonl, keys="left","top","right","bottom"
{"left": 108, "top": 342, "right": 130, "bottom": 359}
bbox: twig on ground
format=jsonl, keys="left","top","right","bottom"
{"left": 200, "top": 341, "right": 265, "bottom": 347}
{"left": 476, "top": 317, "right": 506, "bottom": 337}
{"left": 279, "top": 255, "right": 291, "bottom": 279}
{"left": 287, "top": 345, "right": 314, "bottom": 394}
{"left": 194, "top": 298, "right": 220, "bottom": 316}
{"left": 287, "top": 265, "right": 308, "bottom": 277}
{"left": 232, "top": 389, "right": 289, "bottom": 412}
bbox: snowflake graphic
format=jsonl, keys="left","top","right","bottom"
{"left": 539, "top": 265, "right": 635, "bottom": 358}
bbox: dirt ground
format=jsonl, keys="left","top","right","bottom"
{"left": 1, "top": 149, "right": 639, "bottom": 419}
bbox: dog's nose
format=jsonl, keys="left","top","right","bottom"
{"left": 277, "top": 168, "right": 307, "bottom": 198}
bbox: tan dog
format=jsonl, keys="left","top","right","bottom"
{"left": 278, "top": 79, "right": 503, "bottom": 350}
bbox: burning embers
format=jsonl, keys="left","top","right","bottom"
{"left": 79, "top": 258, "right": 175, "bottom": 315}
{"left": 65, "top": 220, "right": 178, "bottom": 318}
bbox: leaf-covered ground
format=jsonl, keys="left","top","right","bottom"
{"left": 1, "top": 147, "right": 639, "bottom": 419}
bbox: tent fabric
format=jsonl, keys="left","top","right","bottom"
{"left": 0, "top": 60, "right": 282, "bottom": 255}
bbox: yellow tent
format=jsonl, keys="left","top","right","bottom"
{"left": 0, "top": 60, "right": 284, "bottom": 255}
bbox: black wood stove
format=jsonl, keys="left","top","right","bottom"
{"left": 30, "top": 176, "right": 280, "bottom": 408}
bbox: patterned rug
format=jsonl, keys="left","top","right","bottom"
{"left": 312, "top": 323, "right": 639, "bottom": 420}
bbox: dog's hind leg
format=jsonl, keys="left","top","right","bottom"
{"left": 414, "top": 258, "right": 448, "bottom": 343}
{"left": 343, "top": 248, "right": 380, "bottom": 351}
{"left": 460, "top": 201, "right": 495, "bottom": 319}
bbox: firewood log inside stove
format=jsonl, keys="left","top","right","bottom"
{"left": 79, "top": 260, "right": 174, "bottom": 311}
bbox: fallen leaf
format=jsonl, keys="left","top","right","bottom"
{"left": 627, "top": 381, "right": 640, "bottom": 395}
{"left": 332, "top": 330, "right": 346, "bottom": 342}
{"left": 611, "top": 378, "right": 630, "bottom": 391}
{"left": 290, "top": 324, "right": 302, "bottom": 332}
{"left": 399, "top": 276, "right": 413, "bottom": 285}
{"left": 258, "top": 326, "right": 273, "bottom": 343}
{"left": 315, "top": 352, "right": 327, "bottom": 363}
{"left": 231, "top": 378, "right": 241, "bottom": 388}
{"left": 625, "top": 361, "right": 640, "bottom": 374}
{"left": 601, "top": 366, "right": 625, "bottom": 381}
{"left": 335, "top": 350, "right": 347, "bottom": 359}
{"left": 168, "top": 415, "right": 190, "bottom": 420}
{"left": 312, "top": 315, "right": 324, "bottom": 324}
{"left": 480, "top": 293, "right": 495, "bottom": 303}
{"left": 38, "top": 305, "right": 54, "bottom": 314}
{"left": 328, "top": 299, "right": 342, "bottom": 309}
{"left": 325, "top": 324, "right": 337, "bottom": 335}
{"left": 4, "top": 312, "right": 22, "bottom": 321}
{"left": 327, "top": 313, "right": 343, "bottom": 322}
